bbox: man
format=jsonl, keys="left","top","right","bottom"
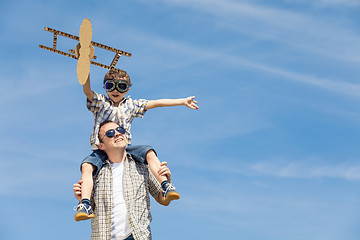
{"left": 73, "top": 120, "right": 172, "bottom": 240}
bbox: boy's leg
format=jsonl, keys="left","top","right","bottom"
{"left": 146, "top": 150, "right": 180, "bottom": 202}
{"left": 126, "top": 145, "right": 180, "bottom": 202}
{"left": 74, "top": 150, "right": 106, "bottom": 221}
{"left": 74, "top": 163, "right": 95, "bottom": 221}
{"left": 80, "top": 163, "right": 94, "bottom": 202}
{"left": 146, "top": 150, "right": 167, "bottom": 183}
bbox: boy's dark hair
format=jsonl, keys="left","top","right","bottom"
{"left": 103, "top": 70, "right": 132, "bottom": 86}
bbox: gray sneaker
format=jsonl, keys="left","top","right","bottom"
{"left": 74, "top": 203, "right": 94, "bottom": 221}
{"left": 162, "top": 183, "right": 180, "bottom": 202}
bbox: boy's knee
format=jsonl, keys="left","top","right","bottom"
{"left": 146, "top": 149, "right": 156, "bottom": 158}
{"left": 81, "top": 162, "right": 95, "bottom": 173}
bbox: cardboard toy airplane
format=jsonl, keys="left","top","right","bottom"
{"left": 39, "top": 18, "right": 132, "bottom": 85}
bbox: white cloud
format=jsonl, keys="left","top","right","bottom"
{"left": 122, "top": 28, "right": 360, "bottom": 98}
{"left": 177, "top": 154, "right": 360, "bottom": 181}
{"left": 147, "top": 0, "right": 360, "bottom": 63}
{"left": 317, "top": 0, "right": 360, "bottom": 7}
{"left": 252, "top": 161, "right": 360, "bottom": 180}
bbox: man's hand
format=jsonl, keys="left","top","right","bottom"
{"left": 158, "top": 161, "right": 172, "bottom": 183}
{"left": 73, "top": 180, "right": 83, "bottom": 202}
{"left": 156, "top": 161, "right": 174, "bottom": 206}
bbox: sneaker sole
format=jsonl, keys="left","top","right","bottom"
{"left": 165, "top": 191, "right": 180, "bottom": 202}
{"left": 74, "top": 212, "right": 94, "bottom": 222}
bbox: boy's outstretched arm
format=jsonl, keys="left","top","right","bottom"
{"left": 145, "top": 96, "right": 199, "bottom": 110}
{"left": 82, "top": 74, "right": 94, "bottom": 102}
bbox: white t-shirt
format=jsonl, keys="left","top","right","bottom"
{"left": 111, "top": 162, "right": 131, "bottom": 240}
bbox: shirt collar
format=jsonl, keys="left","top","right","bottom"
{"left": 107, "top": 95, "right": 130, "bottom": 106}
{"left": 103, "top": 153, "right": 133, "bottom": 165}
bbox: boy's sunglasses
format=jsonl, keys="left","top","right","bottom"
{"left": 100, "top": 126, "right": 126, "bottom": 142}
{"left": 104, "top": 79, "right": 130, "bottom": 93}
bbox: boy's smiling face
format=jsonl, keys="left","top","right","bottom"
{"left": 104, "top": 77, "right": 130, "bottom": 105}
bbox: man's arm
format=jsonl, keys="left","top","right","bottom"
{"left": 145, "top": 96, "right": 199, "bottom": 110}
{"left": 83, "top": 74, "right": 94, "bottom": 102}
{"left": 152, "top": 162, "right": 172, "bottom": 206}
{"left": 74, "top": 164, "right": 172, "bottom": 205}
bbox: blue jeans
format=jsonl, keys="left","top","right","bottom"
{"left": 80, "top": 144, "right": 155, "bottom": 175}
{"left": 124, "top": 234, "right": 134, "bottom": 240}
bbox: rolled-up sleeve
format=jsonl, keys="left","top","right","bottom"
{"left": 148, "top": 166, "right": 161, "bottom": 198}
{"left": 129, "top": 98, "right": 148, "bottom": 118}
{"left": 87, "top": 91, "right": 107, "bottom": 114}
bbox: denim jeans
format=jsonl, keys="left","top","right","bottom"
{"left": 124, "top": 234, "right": 134, "bottom": 240}
{"left": 80, "top": 144, "right": 155, "bottom": 175}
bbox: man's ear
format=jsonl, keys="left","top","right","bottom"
{"left": 98, "top": 142, "right": 104, "bottom": 150}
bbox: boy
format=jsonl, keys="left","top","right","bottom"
{"left": 74, "top": 70, "right": 198, "bottom": 221}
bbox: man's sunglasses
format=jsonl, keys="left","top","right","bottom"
{"left": 99, "top": 126, "right": 126, "bottom": 142}
{"left": 104, "top": 79, "right": 130, "bottom": 93}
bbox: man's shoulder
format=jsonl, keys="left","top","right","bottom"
{"left": 126, "top": 154, "right": 148, "bottom": 171}
{"left": 126, "top": 153, "right": 144, "bottom": 164}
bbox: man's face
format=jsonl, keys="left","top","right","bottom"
{"left": 98, "top": 122, "right": 127, "bottom": 151}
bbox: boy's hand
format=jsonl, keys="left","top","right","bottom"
{"left": 184, "top": 96, "right": 199, "bottom": 110}
{"left": 145, "top": 96, "right": 199, "bottom": 110}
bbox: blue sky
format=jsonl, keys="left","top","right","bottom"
{"left": 1, "top": 0, "right": 360, "bottom": 239}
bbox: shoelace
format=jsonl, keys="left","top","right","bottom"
{"left": 73, "top": 203, "right": 90, "bottom": 213}
{"left": 163, "top": 183, "right": 176, "bottom": 196}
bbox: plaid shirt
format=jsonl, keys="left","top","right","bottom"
{"left": 87, "top": 91, "right": 148, "bottom": 149}
{"left": 91, "top": 153, "right": 161, "bottom": 240}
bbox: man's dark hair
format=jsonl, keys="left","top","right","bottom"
{"left": 98, "top": 120, "right": 118, "bottom": 142}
